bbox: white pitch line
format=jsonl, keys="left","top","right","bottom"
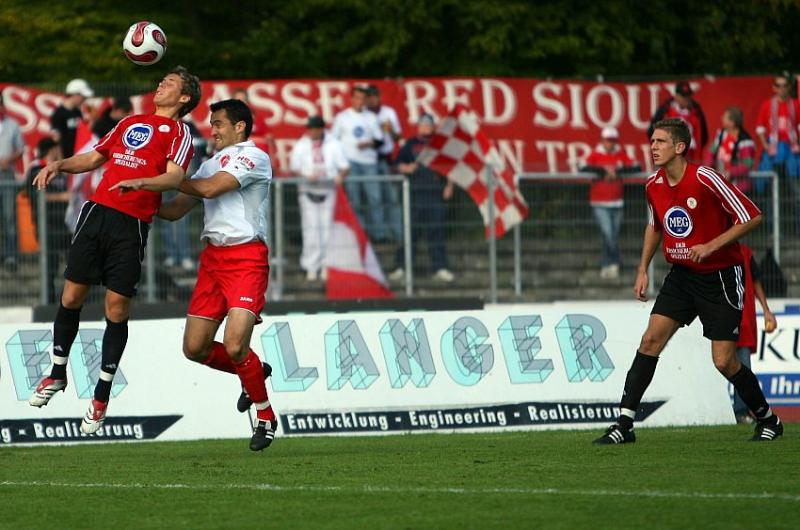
{"left": 1, "top": 480, "right": 799, "bottom": 502}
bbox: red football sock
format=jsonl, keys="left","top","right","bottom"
{"left": 202, "top": 342, "right": 237, "bottom": 374}
{"left": 235, "top": 350, "right": 275, "bottom": 421}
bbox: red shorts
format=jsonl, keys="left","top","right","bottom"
{"left": 187, "top": 241, "right": 269, "bottom": 323}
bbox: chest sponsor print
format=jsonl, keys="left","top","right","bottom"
{"left": 663, "top": 206, "right": 693, "bottom": 238}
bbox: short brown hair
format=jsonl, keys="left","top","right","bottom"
{"left": 653, "top": 118, "right": 691, "bottom": 154}
{"left": 169, "top": 65, "right": 201, "bottom": 117}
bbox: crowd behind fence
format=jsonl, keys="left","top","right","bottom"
{"left": 0, "top": 170, "right": 786, "bottom": 308}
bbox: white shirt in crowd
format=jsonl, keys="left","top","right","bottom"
{"left": 331, "top": 107, "right": 384, "bottom": 165}
{"left": 191, "top": 140, "right": 272, "bottom": 246}
{"left": 289, "top": 133, "right": 350, "bottom": 194}
{"left": 371, "top": 105, "right": 402, "bottom": 157}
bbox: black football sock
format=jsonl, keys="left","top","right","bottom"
{"left": 94, "top": 318, "right": 128, "bottom": 403}
{"left": 618, "top": 351, "right": 659, "bottom": 429}
{"left": 728, "top": 364, "right": 773, "bottom": 422}
{"left": 50, "top": 304, "right": 82, "bottom": 380}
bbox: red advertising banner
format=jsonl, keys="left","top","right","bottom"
{"left": 0, "top": 76, "right": 778, "bottom": 175}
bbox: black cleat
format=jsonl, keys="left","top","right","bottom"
{"left": 592, "top": 423, "right": 636, "bottom": 445}
{"left": 751, "top": 417, "right": 783, "bottom": 441}
{"left": 249, "top": 419, "right": 276, "bottom": 451}
{"left": 237, "top": 362, "right": 273, "bottom": 412}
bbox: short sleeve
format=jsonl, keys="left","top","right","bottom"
{"left": 224, "top": 149, "right": 271, "bottom": 187}
{"left": 396, "top": 142, "right": 414, "bottom": 164}
{"left": 167, "top": 122, "right": 194, "bottom": 171}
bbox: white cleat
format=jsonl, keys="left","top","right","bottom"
{"left": 29, "top": 377, "right": 67, "bottom": 407}
{"left": 80, "top": 399, "right": 108, "bottom": 434}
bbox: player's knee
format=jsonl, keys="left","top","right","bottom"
{"left": 182, "top": 339, "right": 207, "bottom": 363}
{"left": 638, "top": 332, "right": 666, "bottom": 355}
{"left": 713, "top": 355, "right": 739, "bottom": 377}
{"left": 223, "top": 338, "right": 247, "bottom": 363}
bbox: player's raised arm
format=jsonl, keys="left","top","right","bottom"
{"left": 33, "top": 150, "right": 107, "bottom": 190}
{"left": 108, "top": 160, "right": 186, "bottom": 193}
{"left": 178, "top": 170, "right": 240, "bottom": 199}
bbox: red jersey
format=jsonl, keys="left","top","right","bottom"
{"left": 755, "top": 96, "right": 800, "bottom": 145}
{"left": 90, "top": 114, "right": 194, "bottom": 222}
{"left": 586, "top": 146, "right": 633, "bottom": 206}
{"left": 646, "top": 164, "right": 761, "bottom": 272}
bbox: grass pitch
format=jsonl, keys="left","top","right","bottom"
{"left": 1, "top": 425, "right": 797, "bottom": 530}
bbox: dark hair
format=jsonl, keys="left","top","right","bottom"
{"left": 209, "top": 98, "right": 253, "bottom": 138}
{"left": 725, "top": 106, "right": 744, "bottom": 129}
{"left": 653, "top": 118, "right": 691, "bottom": 154}
{"left": 169, "top": 65, "right": 201, "bottom": 117}
{"left": 112, "top": 96, "right": 133, "bottom": 113}
{"left": 37, "top": 137, "right": 58, "bottom": 158}
{"left": 351, "top": 85, "right": 368, "bottom": 96}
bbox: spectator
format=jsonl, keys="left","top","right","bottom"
{"left": 648, "top": 81, "right": 708, "bottom": 162}
{"left": 755, "top": 72, "right": 800, "bottom": 179}
{"left": 732, "top": 245, "right": 777, "bottom": 424}
{"left": 51, "top": 78, "right": 93, "bottom": 158}
{"left": 332, "top": 85, "right": 385, "bottom": 239}
{"left": 160, "top": 117, "right": 206, "bottom": 271}
{"left": 580, "top": 127, "right": 640, "bottom": 280}
{"left": 92, "top": 96, "right": 133, "bottom": 139}
{"left": 289, "top": 116, "right": 350, "bottom": 281}
{"left": 389, "top": 114, "right": 454, "bottom": 283}
{"left": 0, "top": 93, "right": 24, "bottom": 270}
{"left": 707, "top": 106, "right": 756, "bottom": 195}
{"left": 25, "top": 138, "right": 70, "bottom": 302}
{"left": 232, "top": 87, "right": 276, "bottom": 155}
{"left": 366, "top": 84, "right": 403, "bottom": 243}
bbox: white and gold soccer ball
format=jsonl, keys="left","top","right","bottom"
{"left": 122, "top": 21, "right": 167, "bottom": 66}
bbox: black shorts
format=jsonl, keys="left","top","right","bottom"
{"left": 64, "top": 201, "right": 150, "bottom": 298}
{"left": 652, "top": 264, "right": 744, "bottom": 341}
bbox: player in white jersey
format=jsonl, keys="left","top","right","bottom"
{"left": 111, "top": 99, "right": 276, "bottom": 451}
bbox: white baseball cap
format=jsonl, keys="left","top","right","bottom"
{"left": 600, "top": 126, "right": 619, "bottom": 140}
{"left": 65, "top": 78, "right": 94, "bottom": 98}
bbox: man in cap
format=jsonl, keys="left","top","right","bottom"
{"left": 289, "top": 115, "right": 350, "bottom": 281}
{"left": 51, "top": 78, "right": 94, "bottom": 158}
{"left": 648, "top": 81, "right": 708, "bottom": 162}
{"left": 580, "top": 127, "right": 640, "bottom": 279}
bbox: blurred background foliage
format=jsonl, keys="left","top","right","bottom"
{"left": 0, "top": 0, "right": 798, "bottom": 86}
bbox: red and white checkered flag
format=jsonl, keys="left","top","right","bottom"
{"left": 417, "top": 105, "right": 529, "bottom": 238}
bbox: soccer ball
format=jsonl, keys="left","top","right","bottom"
{"left": 122, "top": 21, "right": 167, "bottom": 66}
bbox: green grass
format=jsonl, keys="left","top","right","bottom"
{"left": 1, "top": 426, "right": 797, "bottom": 530}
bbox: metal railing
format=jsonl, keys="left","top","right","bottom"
{"left": 511, "top": 170, "right": 780, "bottom": 298}
{"left": 2, "top": 169, "right": 786, "bottom": 307}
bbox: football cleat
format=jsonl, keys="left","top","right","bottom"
{"left": 249, "top": 419, "right": 277, "bottom": 451}
{"left": 592, "top": 423, "right": 636, "bottom": 445}
{"left": 237, "top": 362, "right": 273, "bottom": 412}
{"left": 751, "top": 417, "right": 783, "bottom": 442}
{"left": 80, "top": 399, "right": 108, "bottom": 434}
{"left": 29, "top": 377, "right": 68, "bottom": 407}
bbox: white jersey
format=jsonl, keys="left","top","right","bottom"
{"left": 191, "top": 140, "right": 272, "bottom": 246}
{"left": 371, "top": 105, "right": 401, "bottom": 157}
{"left": 331, "top": 107, "right": 383, "bottom": 165}
{"left": 289, "top": 134, "right": 349, "bottom": 194}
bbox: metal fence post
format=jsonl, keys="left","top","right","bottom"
{"left": 513, "top": 174, "right": 522, "bottom": 297}
{"left": 487, "top": 165, "right": 497, "bottom": 304}
{"left": 37, "top": 188, "right": 48, "bottom": 305}
{"left": 771, "top": 171, "right": 780, "bottom": 264}
{"left": 145, "top": 229, "right": 156, "bottom": 302}
{"left": 274, "top": 179, "right": 284, "bottom": 300}
{"left": 402, "top": 175, "right": 412, "bottom": 296}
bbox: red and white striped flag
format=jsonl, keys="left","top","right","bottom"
{"left": 325, "top": 185, "right": 393, "bottom": 299}
{"left": 417, "top": 105, "right": 529, "bottom": 238}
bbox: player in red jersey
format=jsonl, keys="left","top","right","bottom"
{"left": 28, "top": 66, "right": 201, "bottom": 435}
{"left": 594, "top": 118, "right": 783, "bottom": 444}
